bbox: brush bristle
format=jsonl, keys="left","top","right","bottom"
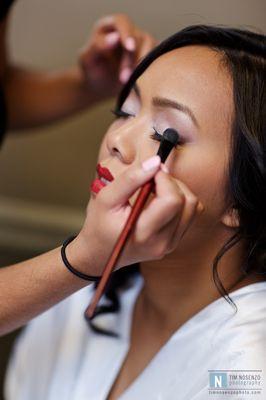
{"left": 163, "top": 128, "right": 180, "bottom": 146}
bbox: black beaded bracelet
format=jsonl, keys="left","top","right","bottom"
{"left": 61, "top": 236, "right": 101, "bottom": 282}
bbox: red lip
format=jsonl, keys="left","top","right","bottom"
{"left": 90, "top": 164, "right": 114, "bottom": 194}
{"left": 96, "top": 164, "right": 114, "bottom": 181}
{"left": 90, "top": 179, "right": 106, "bottom": 194}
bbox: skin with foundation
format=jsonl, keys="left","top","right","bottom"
{"left": 86, "top": 45, "right": 264, "bottom": 400}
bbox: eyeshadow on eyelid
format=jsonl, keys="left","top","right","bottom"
{"left": 155, "top": 111, "right": 194, "bottom": 130}
{"left": 119, "top": 96, "right": 197, "bottom": 139}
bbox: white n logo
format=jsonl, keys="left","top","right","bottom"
{"left": 214, "top": 375, "right": 223, "bottom": 388}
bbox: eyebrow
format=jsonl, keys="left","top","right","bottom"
{"left": 132, "top": 83, "right": 199, "bottom": 128}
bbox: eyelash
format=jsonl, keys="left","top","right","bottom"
{"left": 111, "top": 108, "right": 133, "bottom": 119}
{"left": 111, "top": 108, "right": 166, "bottom": 144}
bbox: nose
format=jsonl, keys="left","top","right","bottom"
{"left": 106, "top": 120, "right": 140, "bottom": 164}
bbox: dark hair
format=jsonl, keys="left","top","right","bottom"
{"left": 86, "top": 25, "right": 266, "bottom": 337}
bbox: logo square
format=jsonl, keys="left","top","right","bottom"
{"left": 209, "top": 372, "right": 228, "bottom": 388}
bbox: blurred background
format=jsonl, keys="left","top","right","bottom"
{"left": 0, "top": 0, "right": 265, "bottom": 398}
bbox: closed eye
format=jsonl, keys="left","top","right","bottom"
{"left": 111, "top": 108, "right": 134, "bottom": 119}
{"left": 111, "top": 110, "right": 184, "bottom": 145}
{"left": 111, "top": 109, "right": 162, "bottom": 142}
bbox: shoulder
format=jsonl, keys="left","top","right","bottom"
{"left": 213, "top": 282, "right": 266, "bottom": 367}
{"left": 186, "top": 284, "right": 266, "bottom": 400}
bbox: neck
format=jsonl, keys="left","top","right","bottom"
{"left": 137, "top": 229, "right": 259, "bottom": 334}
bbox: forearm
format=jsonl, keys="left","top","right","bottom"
{"left": 0, "top": 246, "right": 93, "bottom": 336}
{"left": 4, "top": 65, "right": 105, "bottom": 130}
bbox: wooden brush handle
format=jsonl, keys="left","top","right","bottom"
{"left": 85, "top": 179, "right": 154, "bottom": 318}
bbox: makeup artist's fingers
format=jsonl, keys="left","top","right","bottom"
{"left": 90, "top": 14, "right": 136, "bottom": 55}
{"left": 98, "top": 156, "right": 161, "bottom": 208}
{"left": 170, "top": 179, "right": 204, "bottom": 242}
{"left": 79, "top": 32, "right": 118, "bottom": 70}
{"left": 100, "top": 14, "right": 150, "bottom": 84}
{"left": 134, "top": 171, "right": 204, "bottom": 255}
{"left": 79, "top": 15, "right": 128, "bottom": 81}
{"left": 112, "top": 15, "right": 136, "bottom": 51}
{"left": 155, "top": 188, "right": 204, "bottom": 257}
{"left": 119, "top": 51, "right": 134, "bottom": 83}
{"left": 79, "top": 14, "right": 156, "bottom": 94}
{"left": 135, "top": 32, "right": 157, "bottom": 61}
{"left": 91, "top": 14, "right": 156, "bottom": 80}
{"left": 92, "top": 14, "right": 134, "bottom": 38}
{"left": 118, "top": 32, "right": 157, "bottom": 83}
{"left": 134, "top": 170, "right": 185, "bottom": 242}
{"left": 85, "top": 28, "right": 133, "bottom": 84}
{"left": 113, "top": 15, "right": 156, "bottom": 61}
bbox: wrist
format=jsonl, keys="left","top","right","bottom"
{"left": 65, "top": 233, "right": 102, "bottom": 277}
{"left": 61, "top": 65, "right": 104, "bottom": 112}
{"left": 78, "top": 54, "right": 117, "bottom": 102}
{"left": 67, "top": 66, "right": 98, "bottom": 107}
{"left": 73, "top": 62, "right": 110, "bottom": 105}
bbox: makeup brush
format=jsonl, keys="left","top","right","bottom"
{"left": 86, "top": 128, "right": 180, "bottom": 318}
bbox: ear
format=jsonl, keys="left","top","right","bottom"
{"left": 221, "top": 207, "right": 240, "bottom": 228}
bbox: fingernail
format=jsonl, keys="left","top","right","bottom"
{"left": 197, "top": 202, "right": 204, "bottom": 213}
{"left": 105, "top": 31, "right": 120, "bottom": 46}
{"left": 160, "top": 163, "right": 169, "bottom": 173}
{"left": 119, "top": 68, "right": 131, "bottom": 83}
{"left": 125, "top": 37, "right": 135, "bottom": 51}
{"left": 142, "top": 155, "right": 161, "bottom": 172}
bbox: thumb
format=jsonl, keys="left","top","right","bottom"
{"left": 99, "top": 156, "right": 161, "bottom": 208}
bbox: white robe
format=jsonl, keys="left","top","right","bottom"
{"left": 5, "top": 276, "right": 266, "bottom": 400}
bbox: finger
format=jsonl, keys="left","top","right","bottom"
{"left": 169, "top": 179, "right": 204, "bottom": 244}
{"left": 89, "top": 30, "right": 133, "bottom": 83}
{"left": 112, "top": 14, "right": 136, "bottom": 52}
{"left": 148, "top": 215, "right": 182, "bottom": 258}
{"left": 92, "top": 15, "right": 117, "bottom": 34}
{"left": 119, "top": 51, "right": 134, "bottom": 83}
{"left": 104, "top": 31, "right": 120, "bottom": 49}
{"left": 119, "top": 32, "right": 156, "bottom": 83}
{"left": 79, "top": 36, "right": 120, "bottom": 80}
{"left": 80, "top": 33, "right": 117, "bottom": 61}
{"left": 134, "top": 170, "right": 185, "bottom": 240}
{"left": 98, "top": 156, "right": 161, "bottom": 208}
{"left": 143, "top": 177, "right": 204, "bottom": 256}
{"left": 92, "top": 14, "right": 136, "bottom": 52}
{"left": 154, "top": 169, "right": 185, "bottom": 200}
{"left": 137, "top": 33, "right": 157, "bottom": 61}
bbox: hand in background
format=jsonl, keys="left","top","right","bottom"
{"left": 78, "top": 14, "right": 157, "bottom": 100}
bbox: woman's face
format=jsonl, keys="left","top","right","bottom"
{"left": 97, "top": 45, "right": 234, "bottom": 243}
